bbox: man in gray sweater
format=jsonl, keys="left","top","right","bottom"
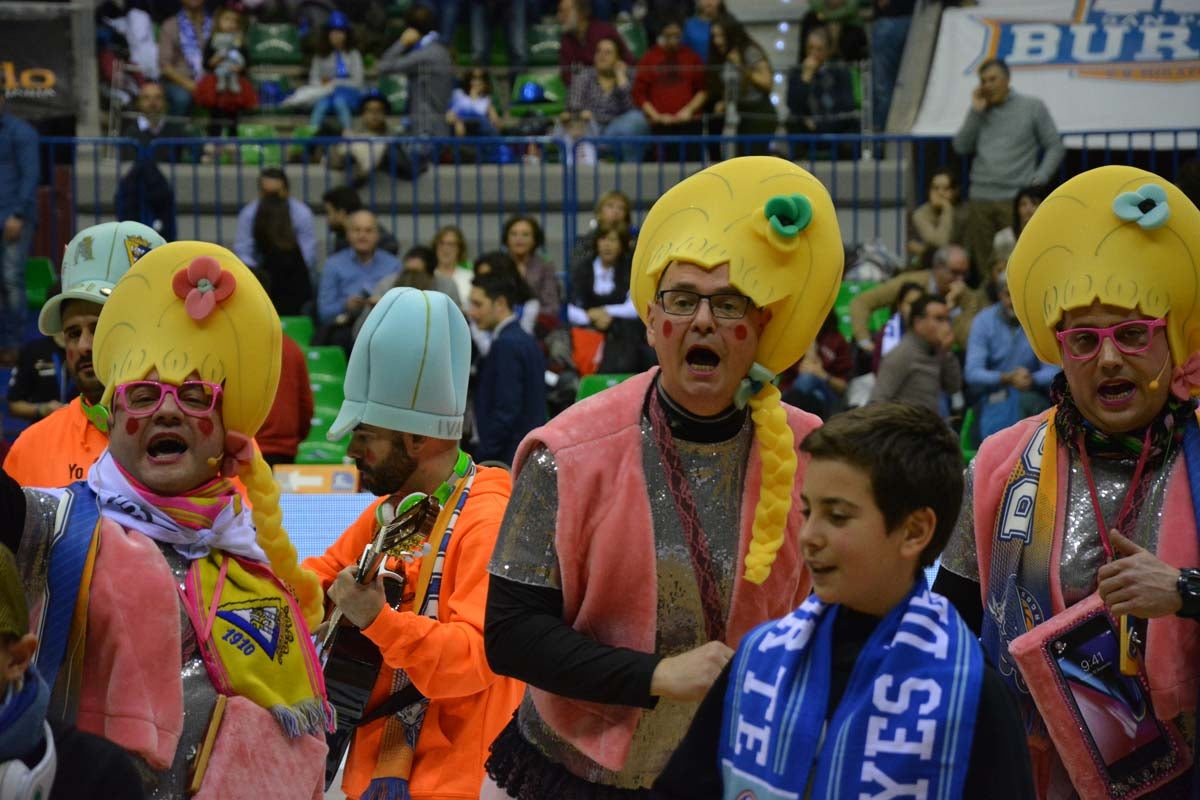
{"left": 953, "top": 58, "right": 1063, "bottom": 277}
{"left": 377, "top": 4, "right": 453, "bottom": 178}
{"left": 871, "top": 293, "right": 962, "bottom": 417}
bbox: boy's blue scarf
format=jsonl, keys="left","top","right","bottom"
{"left": 718, "top": 578, "right": 983, "bottom": 800}
{"left": 0, "top": 669, "right": 50, "bottom": 762}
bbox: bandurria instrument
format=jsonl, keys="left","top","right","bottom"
{"left": 318, "top": 493, "right": 442, "bottom": 789}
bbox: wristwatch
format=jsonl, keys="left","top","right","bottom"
{"left": 1176, "top": 568, "right": 1200, "bottom": 618}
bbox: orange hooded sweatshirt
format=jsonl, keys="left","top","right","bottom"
{"left": 303, "top": 464, "right": 524, "bottom": 800}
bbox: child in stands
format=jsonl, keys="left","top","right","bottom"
{"left": 307, "top": 11, "right": 364, "bottom": 134}
{"left": 194, "top": 2, "right": 257, "bottom": 144}
{"left": 652, "top": 403, "right": 1033, "bottom": 799}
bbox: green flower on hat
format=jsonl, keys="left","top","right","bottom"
{"left": 1113, "top": 183, "right": 1169, "bottom": 230}
{"left": 764, "top": 193, "right": 813, "bottom": 239}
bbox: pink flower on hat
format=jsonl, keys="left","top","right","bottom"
{"left": 172, "top": 256, "right": 236, "bottom": 320}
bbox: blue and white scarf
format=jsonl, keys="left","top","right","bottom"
{"left": 719, "top": 579, "right": 983, "bottom": 800}
{"left": 177, "top": 9, "right": 213, "bottom": 78}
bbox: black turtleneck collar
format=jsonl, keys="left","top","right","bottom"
{"left": 645, "top": 376, "right": 748, "bottom": 443}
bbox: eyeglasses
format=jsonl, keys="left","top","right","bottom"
{"left": 115, "top": 380, "right": 223, "bottom": 418}
{"left": 656, "top": 289, "right": 753, "bottom": 320}
{"left": 1055, "top": 318, "right": 1166, "bottom": 361}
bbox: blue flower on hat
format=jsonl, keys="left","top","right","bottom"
{"left": 1113, "top": 183, "right": 1169, "bottom": 230}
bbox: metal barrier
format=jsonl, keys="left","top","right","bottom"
{"left": 36, "top": 129, "right": 1200, "bottom": 280}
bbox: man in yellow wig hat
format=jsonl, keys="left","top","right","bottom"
{"left": 936, "top": 165, "right": 1200, "bottom": 798}
{"left": 481, "top": 156, "right": 843, "bottom": 797}
{"left": 2, "top": 242, "right": 330, "bottom": 799}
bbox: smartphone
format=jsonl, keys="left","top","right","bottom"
{"left": 1050, "top": 614, "right": 1174, "bottom": 785}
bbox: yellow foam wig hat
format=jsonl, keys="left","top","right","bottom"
{"left": 1009, "top": 166, "right": 1200, "bottom": 389}
{"left": 92, "top": 241, "right": 324, "bottom": 626}
{"left": 631, "top": 157, "right": 844, "bottom": 583}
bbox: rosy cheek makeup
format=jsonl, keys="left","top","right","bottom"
{"left": 734, "top": 324, "right": 748, "bottom": 341}
{"left": 125, "top": 418, "right": 141, "bottom": 436}
{"left": 662, "top": 320, "right": 674, "bottom": 337}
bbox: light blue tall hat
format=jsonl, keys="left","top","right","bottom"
{"left": 329, "top": 288, "right": 471, "bottom": 441}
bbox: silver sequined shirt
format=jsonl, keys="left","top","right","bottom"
{"left": 488, "top": 414, "right": 752, "bottom": 789}
{"left": 941, "top": 446, "right": 1178, "bottom": 606}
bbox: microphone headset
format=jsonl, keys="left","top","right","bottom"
{"left": 1147, "top": 352, "right": 1171, "bottom": 392}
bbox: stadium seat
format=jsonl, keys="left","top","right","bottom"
{"left": 576, "top": 373, "right": 634, "bottom": 401}
{"left": 308, "top": 403, "right": 341, "bottom": 439}
{"left": 452, "top": 25, "right": 508, "bottom": 67}
{"left": 235, "top": 123, "right": 283, "bottom": 167}
{"left": 306, "top": 346, "right": 348, "bottom": 383}
{"left": 296, "top": 439, "right": 350, "bottom": 465}
{"left": 310, "top": 382, "right": 344, "bottom": 412}
{"left": 510, "top": 71, "right": 566, "bottom": 119}
{"left": 528, "top": 23, "right": 562, "bottom": 67}
{"left": 616, "top": 20, "right": 649, "bottom": 60}
{"left": 280, "top": 314, "right": 314, "bottom": 346}
{"left": 25, "top": 257, "right": 54, "bottom": 311}
{"left": 377, "top": 74, "right": 409, "bottom": 116}
{"left": 833, "top": 280, "right": 888, "bottom": 341}
{"left": 960, "top": 406, "right": 978, "bottom": 464}
{"left": 247, "top": 23, "right": 303, "bottom": 66}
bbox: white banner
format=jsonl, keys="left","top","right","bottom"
{"left": 910, "top": 0, "right": 1200, "bottom": 143}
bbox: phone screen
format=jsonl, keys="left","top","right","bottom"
{"left": 1050, "top": 615, "right": 1171, "bottom": 783}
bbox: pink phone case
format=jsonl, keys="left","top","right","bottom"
{"left": 1009, "top": 593, "right": 1191, "bottom": 799}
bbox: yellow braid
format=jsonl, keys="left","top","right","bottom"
{"left": 744, "top": 383, "right": 796, "bottom": 585}
{"left": 240, "top": 453, "right": 325, "bottom": 629}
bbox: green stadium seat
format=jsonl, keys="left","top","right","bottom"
{"left": 247, "top": 23, "right": 303, "bottom": 66}
{"left": 308, "top": 403, "right": 341, "bottom": 438}
{"left": 295, "top": 439, "right": 350, "bottom": 465}
{"left": 452, "top": 24, "right": 508, "bottom": 67}
{"left": 280, "top": 314, "right": 314, "bottom": 346}
{"left": 528, "top": 23, "right": 562, "bottom": 67}
{"left": 510, "top": 71, "right": 566, "bottom": 119}
{"left": 25, "top": 257, "right": 54, "bottom": 311}
{"left": 385, "top": 0, "right": 413, "bottom": 17}
{"left": 377, "top": 74, "right": 409, "bottom": 116}
{"left": 576, "top": 373, "right": 634, "bottom": 402}
{"left": 310, "top": 382, "right": 344, "bottom": 412}
{"left": 834, "top": 280, "right": 890, "bottom": 342}
{"left": 235, "top": 123, "right": 282, "bottom": 167}
{"left": 960, "top": 406, "right": 978, "bottom": 464}
{"left": 615, "top": 19, "right": 649, "bottom": 60}
{"left": 306, "top": 345, "right": 348, "bottom": 382}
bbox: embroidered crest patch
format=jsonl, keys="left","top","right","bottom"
{"left": 125, "top": 235, "right": 154, "bottom": 266}
{"left": 216, "top": 599, "right": 295, "bottom": 662}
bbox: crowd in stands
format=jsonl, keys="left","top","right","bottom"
{"left": 94, "top": 0, "right": 904, "bottom": 172}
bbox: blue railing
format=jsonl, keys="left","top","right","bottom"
{"left": 37, "top": 129, "right": 1200, "bottom": 277}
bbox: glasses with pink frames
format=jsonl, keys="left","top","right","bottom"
{"left": 114, "top": 380, "right": 223, "bottom": 417}
{"left": 1054, "top": 318, "right": 1166, "bottom": 361}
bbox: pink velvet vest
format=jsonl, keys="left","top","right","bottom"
{"left": 973, "top": 415, "right": 1200, "bottom": 723}
{"left": 511, "top": 369, "right": 818, "bottom": 771}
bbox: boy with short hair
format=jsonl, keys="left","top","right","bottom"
{"left": 0, "top": 543, "right": 144, "bottom": 799}
{"left": 652, "top": 403, "right": 1032, "bottom": 799}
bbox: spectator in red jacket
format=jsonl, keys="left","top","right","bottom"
{"left": 256, "top": 334, "right": 313, "bottom": 465}
{"left": 559, "top": 0, "right": 632, "bottom": 85}
{"left": 632, "top": 17, "right": 708, "bottom": 160}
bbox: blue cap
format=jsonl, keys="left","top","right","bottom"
{"left": 330, "top": 288, "right": 471, "bottom": 441}
{"left": 326, "top": 10, "right": 350, "bottom": 30}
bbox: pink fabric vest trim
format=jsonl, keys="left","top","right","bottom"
{"left": 75, "top": 519, "right": 184, "bottom": 771}
{"left": 512, "top": 368, "right": 817, "bottom": 772}
{"left": 74, "top": 519, "right": 325, "bottom": 789}
{"left": 973, "top": 415, "right": 1200, "bottom": 722}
